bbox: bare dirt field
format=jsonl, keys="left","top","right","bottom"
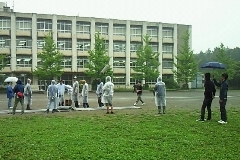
{"left": 0, "top": 90, "right": 239, "bottom": 117}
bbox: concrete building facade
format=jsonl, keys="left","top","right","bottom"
{"left": 0, "top": 3, "right": 192, "bottom": 88}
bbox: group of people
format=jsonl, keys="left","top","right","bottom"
{"left": 6, "top": 78, "right": 32, "bottom": 115}
{"left": 197, "top": 72, "right": 229, "bottom": 124}
{"left": 6, "top": 72, "right": 229, "bottom": 120}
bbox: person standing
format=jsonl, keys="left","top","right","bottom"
{"left": 134, "top": 81, "right": 145, "bottom": 106}
{"left": 154, "top": 77, "right": 166, "bottom": 114}
{"left": 6, "top": 82, "right": 14, "bottom": 109}
{"left": 24, "top": 78, "right": 32, "bottom": 110}
{"left": 96, "top": 78, "right": 104, "bottom": 108}
{"left": 57, "top": 80, "right": 65, "bottom": 106}
{"left": 46, "top": 80, "right": 58, "bottom": 113}
{"left": 213, "top": 73, "right": 229, "bottom": 124}
{"left": 12, "top": 79, "right": 24, "bottom": 115}
{"left": 197, "top": 73, "right": 216, "bottom": 122}
{"left": 81, "top": 80, "right": 90, "bottom": 108}
{"left": 102, "top": 76, "right": 114, "bottom": 114}
{"left": 72, "top": 76, "right": 79, "bottom": 108}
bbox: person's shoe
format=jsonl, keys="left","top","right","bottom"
{"left": 26, "top": 108, "right": 32, "bottom": 110}
{"left": 111, "top": 112, "right": 114, "bottom": 114}
{"left": 141, "top": 103, "right": 145, "bottom": 105}
{"left": 218, "top": 120, "right": 223, "bottom": 123}
{"left": 207, "top": 118, "right": 211, "bottom": 121}
{"left": 219, "top": 120, "right": 227, "bottom": 124}
{"left": 134, "top": 103, "right": 137, "bottom": 106}
{"left": 196, "top": 119, "right": 205, "bottom": 122}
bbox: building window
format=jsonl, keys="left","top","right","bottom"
{"left": 37, "top": 19, "right": 52, "bottom": 32}
{"left": 113, "top": 25, "right": 126, "bottom": 36}
{"left": 147, "top": 27, "right": 158, "bottom": 38}
{"left": 130, "top": 42, "right": 141, "bottom": 52}
{"left": 130, "top": 25, "right": 142, "bottom": 37}
{"left": 0, "top": 17, "right": 11, "bottom": 30}
{"left": 61, "top": 57, "right": 72, "bottom": 68}
{"left": 76, "top": 22, "right": 90, "bottom": 34}
{"left": 149, "top": 43, "right": 158, "bottom": 53}
{"left": 113, "top": 41, "right": 125, "bottom": 52}
{"left": 16, "top": 18, "right": 32, "bottom": 31}
{"left": 113, "top": 76, "right": 125, "bottom": 84}
{"left": 57, "top": 39, "right": 72, "bottom": 50}
{"left": 77, "top": 39, "right": 90, "bottom": 51}
{"left": 95, "top": 23, "right": 108, "bottom": 35}
{"left": 105, "top": 40, "right": 109, "bottom": 52}
{"left": 0, "top": 36, "right": 11, "bottom": 48}
{"left": 77, "top": 56, "right": 89, "bottom": 68}
{"left": 162, "top": 44, "right": 173, "bottom": 54}
{"left": 163, "top": 27, "right": 173, "bottom": 38}
{"left": 130, "top": 59, "right": 137, "bottom": 68}
{"left": 162, "top": 60, "right": 173, "bottom": 69}
{"left": 57, "top": 20, "right": 72, "bottom": 33}
{"left": 113, "top": 58, "right": 125, "bottom": 68}
{"left": 16, "top": 56, "right": 32, "bottom": 67}
{"left": 37, "top": 38, "right": 45, "bottom": 49}
{"left": 16, "top": 37, "right": 32, "bottom": 49}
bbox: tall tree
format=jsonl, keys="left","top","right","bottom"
{"left": 133, "top": 35, "right": 160, "bottom": 86}
{"left": 85, "top": 32, "right": 113, "bottom": 82}
{"left": 173, "top": 30, "right": 198, "bottom": 89}
{"left": 0, "top": 54, "right": 7, "bottom": 71}
{"left": 211, "top": 43, "right": 237, "bottom": 80}
{"left": 32, "top": 32, "right": 63, "bottom": 80}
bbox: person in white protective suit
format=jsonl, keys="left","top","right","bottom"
{"left": 46, "top": 80, "right": 59, "bottom": 113}
{"left": 24, "top": 78, "right": 32, "bottom": 110}
{"left": 57, "top": 80, "right": 66, "bottom": 106}
{"left": 102, "top": 76, "right": 114, "bottom": 114}
{"left": 81, "top": 80, "right": 90, "bottom": 108}
{"left": 72, "top": 76, "right": 80, "bottom": 108}
{"left": 154, "top": 76, "right": 166, "bottom": 114}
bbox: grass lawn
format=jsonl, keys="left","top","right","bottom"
{"left": 0, "top": 108, "right": 239, "bottom": 160}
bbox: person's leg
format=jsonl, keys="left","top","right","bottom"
{"left": 8, "top": 98, "right": 12, "bottom": 109}
{"left": 134, "top": 94, "right": 140, "bottom": 105}
{"left": 200, "top": 98, "right": 207, "bottom": 120}
{"left": 220, "top": 100, "right": 227, "bottom": 122}
{"left": 20, "top": 98, "right": 24, "bottom": 114}
{"left": 12, "top": 97, "right": 19, "bottom": 115}
{"left": 162, "top": 96, "right": 166, "bottom": 114}
{"left": 46, "top": 99, "right": 50, "bottom": 113}
{"left": 106, "top": 103, "right": 109, "bottom": 113}
{"left": 158, "top": 106, "right": 161, "bottom": 114}
{"left": 206, "top": 99, "right": 213, "bottom": 120}
{"left": 139, "top": 94, "right": 144, "bottom": 104}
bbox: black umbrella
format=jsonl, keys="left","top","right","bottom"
{"left": 201, "top": 62, "right": 226, "bottom": 69}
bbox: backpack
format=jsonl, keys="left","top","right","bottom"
{"left": 17, "top": 92, "right": 23, "bottom": 98}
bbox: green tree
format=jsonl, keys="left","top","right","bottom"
{"left": 173, "top": 30, "right": 198, "bottom": 89}
{"left": 133, "top": 35, "right": 160, "bottom": 87}
{"left": 85, "top": 32, "right": 113, "bottom": 83}
{"left": 0, "top": 54, "right": 7, "bottom": 71}
{"left": 32, "top": 32, "right": 63, "bottom": 80}
{"left": 211, "top": 43, "right": 237, "bottom": 80}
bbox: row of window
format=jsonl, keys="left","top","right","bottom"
{"left": 0, "top": 36, "right": 173, "bottom": 53}
{"left": 0, "top": 18, "right": 174, "bottom": 37}
{"left": 2, "top": 56, "right": 173, "bottom": 69}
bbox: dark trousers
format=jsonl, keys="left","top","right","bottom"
{"left": 74, "top": 101, "right": 79, "bottom": 108}
{"left": 219, "top": 100, "right": 227, "bottom": 122}
{"left": 200, "top": 98, "right": 213, "bottom": 120}
{"left": 98, "top": 96, "right": 103, "bottom": 107}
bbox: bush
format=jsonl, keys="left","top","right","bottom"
{"left": 162, "top": 77, "right": 179, "bottom": 89}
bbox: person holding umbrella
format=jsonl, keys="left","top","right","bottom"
{"left": 6, "top": 82, "right": 14, "bottom": 109}
{"left": 213, "top": 73, "right": 229, "bottom": 124}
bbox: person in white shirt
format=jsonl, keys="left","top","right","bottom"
{"left": 72, "top": 76, "right": 79, "bottom": 108}
{"left": 102, "top": 76, "right": 114, "bottom": 114}
{"left": 81, "top": 80, "right": 90, "bottom": 108}
{"left": 96, "top": 78, "right": 104, "bottom": 108}
{"left": 57, "top": 80, "right": 65, "bottom": 106}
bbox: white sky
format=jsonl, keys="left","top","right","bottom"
{"left": 2, "top": 0, "right": 240, "bottom": 53}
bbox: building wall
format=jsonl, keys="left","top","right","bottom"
{"left": 0, "top": 11, "right": 192, "bottom": 87}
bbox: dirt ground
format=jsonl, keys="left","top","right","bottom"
{"left": 0, "top": 90, "right": 239, "bottom": 116}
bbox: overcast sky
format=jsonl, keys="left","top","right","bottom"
{"left": 3, "top": 0, "right": 240, "bottom": 53}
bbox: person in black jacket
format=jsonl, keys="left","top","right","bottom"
{"left": 197, "top": 73, "right": 216, "bottom": 121}
{"left": 133, "top": 81, "right": 145, "bottom": 106}
{"left": 213, "top": 73, "right": 228, "bottom": 124}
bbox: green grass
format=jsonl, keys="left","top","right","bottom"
{"left": 0, "top": 109, "right": 239, "bottom": 160}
